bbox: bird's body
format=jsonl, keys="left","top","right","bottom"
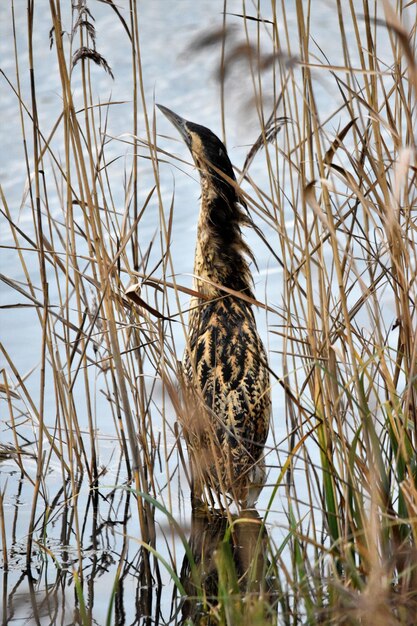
{"left": 158, "top": 105, "right": 271, "bottom": 508}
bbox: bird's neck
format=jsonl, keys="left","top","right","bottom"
{"left": 193, "top": 181, "right": 254, "bottom": 299}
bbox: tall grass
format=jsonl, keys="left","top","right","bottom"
{"left": 1, "top": 0, "right": 417, "bottom": 624}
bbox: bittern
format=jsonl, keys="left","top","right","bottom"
{"left": 157, "top": 104, "right": 271, "bottom": 509}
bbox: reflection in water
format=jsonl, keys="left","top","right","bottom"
{"left": 1, "top": 468, "right": 277, "bottom": 625}
{"left": 179, "top": 507, "right": 278, "bottom": 625}
{"left": 1, "top": 471, "right": 163, "bottom": 626}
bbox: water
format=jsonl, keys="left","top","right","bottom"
{"left": 0, "top": 1, "right": 404, "bottom": 624}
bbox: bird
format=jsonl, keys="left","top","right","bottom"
{"left": 157, "top": 104, "right": 271, "bottom": 510}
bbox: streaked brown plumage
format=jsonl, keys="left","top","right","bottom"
{"left": 157, "top": 105, "right": 271, "bottom": 508}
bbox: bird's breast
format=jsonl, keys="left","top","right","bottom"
{"left": 185, "top": 298, "right": 271, "bottom": 448}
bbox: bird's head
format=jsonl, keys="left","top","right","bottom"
{"left": 157, "top": 104, "right": 237, "bottom": 198}
{"left": 157, "top": 104, "right": 255, "bottom": 292}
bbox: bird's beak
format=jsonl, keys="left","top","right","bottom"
{"left": 156, "top": 104, "right": 190, "bottom": 146}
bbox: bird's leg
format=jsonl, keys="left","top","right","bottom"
{"left": 190, "top": 457, "right": 203, "bottom": 509}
